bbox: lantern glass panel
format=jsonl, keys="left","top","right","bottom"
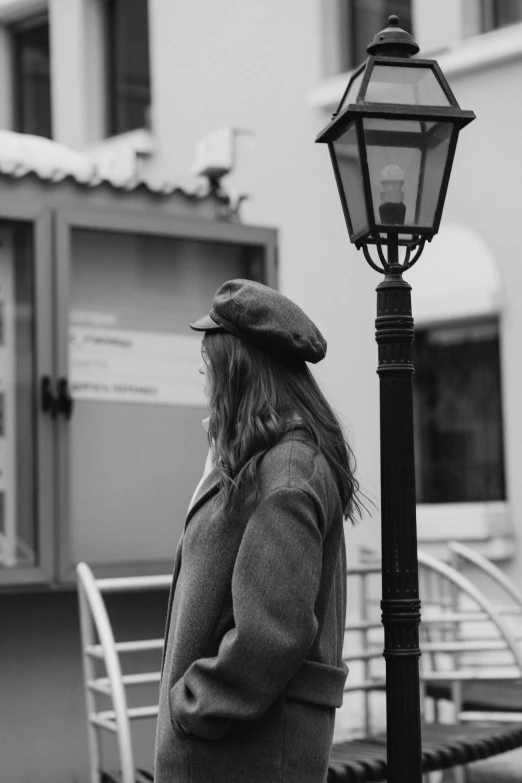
{"left": 338, "top": 66, "right": 365, "bottom": 115}
{"left": 416, "top": 121, "right": 454, "bottom": 228}
{"left": 362, "top": 117, "right": 453, "bottom": 230}
{"left": 332, "top": 122, "right": 368, "bottom": 236}
{"left": 364, "top": 64, "right": 450, "bottom": 106}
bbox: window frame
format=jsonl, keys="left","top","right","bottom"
{"left": 413, "top": 316, "right": 506, "bottom": 506}
{"left": 11, "top": 10, "right": 52, "bottom": 139}
{"left": 55, "top": 207, "right": 278, "bottom": 583}
{"left": 481, "top": 0, "right": 522, "bottom": 33}
{"left": 413, "top": 315, "right": 511, "bottom": 551}
{"left": 0, "top": 205, "right": 55, "bottom": 588}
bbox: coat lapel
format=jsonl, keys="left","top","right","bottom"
{"left": 160, "top": 536, "right": 184, "bottom": 675}
{"left": 184, "top": 467, "right": 221, "bottom": 529}
{"left": 160, "top": 467, "right": 222, "bottom": 676}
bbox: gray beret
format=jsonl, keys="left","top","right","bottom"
{"left": 190, "top": 279, "right": 327, "bottom": 364}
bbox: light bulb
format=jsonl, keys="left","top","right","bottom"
{"left": 379, "top": 163, "right": 406, "bottom": 226}
{"left": 380, "top": 164, "right": 405, "bottom": 204}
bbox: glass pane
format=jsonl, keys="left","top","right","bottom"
{"left": 364, "top": 64, "right": 450, "bottom": 106}
{"left": 0, "top": 224, "right": 37, "bottom": 569}
{"left": 338, "top": 67, "right": 365, "bottom": 115}
{"left": 363, "top": 117, "right": 452, "bottom": 229}
{"left": 340, "top": 0, "right": 413, "bottom": 71}
{"left": 68, "top": 230, "right": 264, "bottom": 566}
{"left": 107, "top": 0, "right": 151, "bottom": 134}
{"left": 13, "top": 18, "right": 52, "bottom": 138}
{"left": 363, "top": 117, "right": 422, "bottom": 227}
{"left": 332, "top": 123, "right": 368, "bottom": 236}
{"left": 416, "top": 122, "right": 453, "bottom": 227}
{"left": 414, "top": 321, "right": 505, "bottom": 503}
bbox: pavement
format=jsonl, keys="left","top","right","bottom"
{"left": 436, "top": 747, "right": 522, "bottom": 781}
{"left": 466, "top": 748, "right": 522, "bottom": 781}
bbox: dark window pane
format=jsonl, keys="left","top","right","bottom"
{"left": 482, "top": 0, "right": 522, "bottom": 32}
{"left": 340, "top": 0, "right": 413, "bottom": 72}
{"left": 12, "top": 18, "right": 52, "bottom": 139}
{"left": 413, "top": 321, "right": 505, "bottom": 504}
{"left": 107, "top": 0, "right": 151, "bottom": 135}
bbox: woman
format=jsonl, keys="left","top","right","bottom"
{"left": 155, "top": 279, "right": 362, "bottom": 782}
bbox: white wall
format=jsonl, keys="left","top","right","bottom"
{"left": 436, "top": 56, "right": 522, "bottom": 582}
{"left": 142, "top": 1, "right": 522, "bottom": 574}
{"left": 145, "top": 0, "right": 383, "bottom": 559}
{"left": 144, "top": 1, "right": 522, "bottom": 581}
{"left": 413, "top": 0, "right": 462, "bottom": 53}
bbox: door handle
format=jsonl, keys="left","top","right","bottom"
{"left": 57, "top": 377, "right": 74, "bottom": 420}
{"left": 41, "top": 375, "right": 58, "bottom": 418}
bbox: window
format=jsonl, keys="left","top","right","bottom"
{"left": 413, "top": 320, "right": 505, "bottom": 504}
{"left": 338, "top": 0, "right": 413, "bottom": 73}
{"left": 12, "top": 14, "right": 52, "bottom": 139}
{"left": 106, "top": 0, "right": 151, "bottom": 136}
{"left": 481, "top": 0, "right": 522, "bottom": 32}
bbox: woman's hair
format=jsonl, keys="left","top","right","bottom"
{"left": 202, "top": 331, "right": 364, "bottom": 523}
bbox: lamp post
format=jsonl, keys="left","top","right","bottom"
{"left": 316, "top": 15, "right": 475, "bottom": 783}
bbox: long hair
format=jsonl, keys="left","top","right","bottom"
{"left": 203, "top": 331, "right": 364, "bottom": 523}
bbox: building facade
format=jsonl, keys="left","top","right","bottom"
{"left": 0, "top": 0, "right": 521, "bottom": 780}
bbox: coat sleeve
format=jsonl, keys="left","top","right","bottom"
{"left": 169, "top": 486, "right": 324, "bottom": 739}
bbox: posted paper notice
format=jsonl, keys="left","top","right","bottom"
{"left": 69, "top": 326, "right": 206, "bottom": 407}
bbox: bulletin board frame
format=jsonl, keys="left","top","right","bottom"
{"left": 54, "top": 206, "right": 278, "bottom": 583}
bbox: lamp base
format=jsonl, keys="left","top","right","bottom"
{"left": 379, "top": 202, "right": 406, "bottom": 226}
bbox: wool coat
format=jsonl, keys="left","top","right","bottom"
{"left": 154, "top": 429, "right": 348, "bottom": 783}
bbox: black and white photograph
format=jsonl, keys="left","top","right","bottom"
{"left": 1, "top": 2, "right": 522, "bottom": 782}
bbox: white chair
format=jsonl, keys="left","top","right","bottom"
{"left": 417, "top": 549, "right": 522, "bottom": 725}
{"left": 76, "top": 562, "right": 170, "bottom": 783}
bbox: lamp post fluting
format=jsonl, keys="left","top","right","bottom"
{"left": 315, "top": 15, "right": 475, "bottom": 783}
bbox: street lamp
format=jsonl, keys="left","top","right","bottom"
{"left": 316, "top": 15, "right": 475, "bottom": 783}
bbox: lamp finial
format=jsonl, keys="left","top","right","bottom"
{"left": 367, "top": 15, "right": 420, "bottom": 58}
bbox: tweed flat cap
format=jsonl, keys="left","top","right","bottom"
{"left": 190, "top": 279, "right": 327, "bottom": 363}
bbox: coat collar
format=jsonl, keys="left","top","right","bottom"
{"left": 184, "top": 420, "right": 308, "bottom": 530}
